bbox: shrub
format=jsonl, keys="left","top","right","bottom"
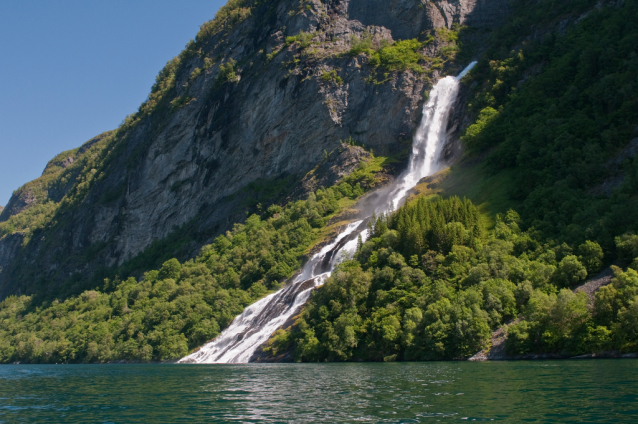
{"left": 616, "top": 234, "right": 638, "bottom": 264}
{"left": 461, "top": 107, "right": 499, "bottom": 151}
{"left": 578, "top": 240, "right": 604, "bottom": 274}
{"left": 189, "top": 67, "right": 202, "bottom": 81}
{"left": 217, "top": 59, "right": 239, "bottom": 84}
{"left": 285, "top": 31, "right": 314, "bottom": 49}
{"left": 369, "top": 39, "right": 425, "bottom": 73}
{"left": 170, "top": 95, "right": 194, "bottom": 111}
{"left": 320, "top": 70, "right": 343, "bottom": 85}
{"left": 553, "top": 255, "right": 587, "bottom": 287}
{"left": 159, "top": 258, "right": 182, "bottom": 280}
{"left": 348, "top": 33, "right": 375, "bottom": 57}
{"left": 195, "top": 0, "right": 255, "bottom": 42}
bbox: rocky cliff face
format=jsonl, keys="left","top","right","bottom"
{"left": 0, "top": 0, "right": 513, "bottom": 298}
{"left": 349, "top": 0, "right": 511, "bottom": 37}
{"left": 0, "top": 191, "right": 38, "bottom": 221}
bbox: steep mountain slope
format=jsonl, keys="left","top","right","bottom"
{"left": 263, "top": 0, "right": 638, "bottom": 362}
{"left": 1, "top": 0, "right": 637, "bottom": 364}
{"left": 0, "top": 0, "right": 512, "bottom": 299}
{"left": 0, "top": 154, "right": 393, "bottom": 363}
{"left": 421, "top": 0, "right": 638, "bottom": 252}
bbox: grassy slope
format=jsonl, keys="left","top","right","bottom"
{"left": 411, "top": 162, "right": 517, "bottom": 228}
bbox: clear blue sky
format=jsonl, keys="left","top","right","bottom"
{"left": 0, "top": 0, "right": 227, "bottom": 207}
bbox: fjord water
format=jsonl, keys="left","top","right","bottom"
{"left": 180, "top": 62, "right": 477, "bottom": 364}
{"left": 1, "top": 361, "right": 636, "bottom": 422}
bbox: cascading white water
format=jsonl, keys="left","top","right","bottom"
{"left": 178, "top": 62, "right": 477, "bottom": 364}
{"left": 381, "top": 61, "right": 477, "bottom": 214}
{"left": 178, "top": 221, "right": 363, "bottom": 364}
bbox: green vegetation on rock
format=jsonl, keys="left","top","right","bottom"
{"left": 348, "top": 31, "right": 454, "bottom": 80}
{"left": 461, "top": 0, "right": 638, "bottom": 254}
{"left": 0, "top": 131, "right": 115, "bottom": 243}
{"left": 0, "top": 154, "right": 388, "bottom": 363}
{"left": 367, "top": 39, "right": 428, "bottom": 73}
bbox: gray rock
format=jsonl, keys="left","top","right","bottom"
{"left": 0, "top": 233, "right": 24, "bottom": 281}
{"left": 0, "top": 190, "right": 37, "bottom": 222}
{"left": 348, "top": 0, "right": 512, "bottom": 39}
{"left": 0, "top": 0, "right": 513, "bottom": 297}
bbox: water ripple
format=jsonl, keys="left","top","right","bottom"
{"left": 0, "top": 361, "right": 636, "bottom": 422}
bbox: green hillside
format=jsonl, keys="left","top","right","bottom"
{"left": 265, "top": 0, "right": 638, "bottom": 361}
{"left": 1, "top": 0, "right": 637, "bottom": 363}
{"left": 0, "top": 158, "right": 389, "bottom": 363}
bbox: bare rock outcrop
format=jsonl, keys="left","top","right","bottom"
{"left": 0, "top": 191, "right": 37, "bottom": 221}
{"left": 0, "top": 233, "right": 24, "bottom": 279}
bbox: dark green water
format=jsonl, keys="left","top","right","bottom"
{"left": 0, "top": 361, "right": 636, "bottom": 423}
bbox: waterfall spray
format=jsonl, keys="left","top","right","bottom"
{"left": 179, "top": 62, "right": 477, "bottom": 364}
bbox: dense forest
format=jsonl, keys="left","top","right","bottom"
{"left": 267, "top": 0, "right": 638, "bottom": 361}
{"left": 0, "top": 167, "right": 383, "bottom": 363}
{"left": 462, "top": 0, "right": 638, "bottom": 252}
{"left": 265, "top": 196, "right": 638, "bottom": 361}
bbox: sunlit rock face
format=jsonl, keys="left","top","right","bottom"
{"left": 348, "top": 0, "right": 511, "bottom": 39}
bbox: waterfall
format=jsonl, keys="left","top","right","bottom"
{"left": 178, "top": 62, "right": 477, "bottom": 364}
